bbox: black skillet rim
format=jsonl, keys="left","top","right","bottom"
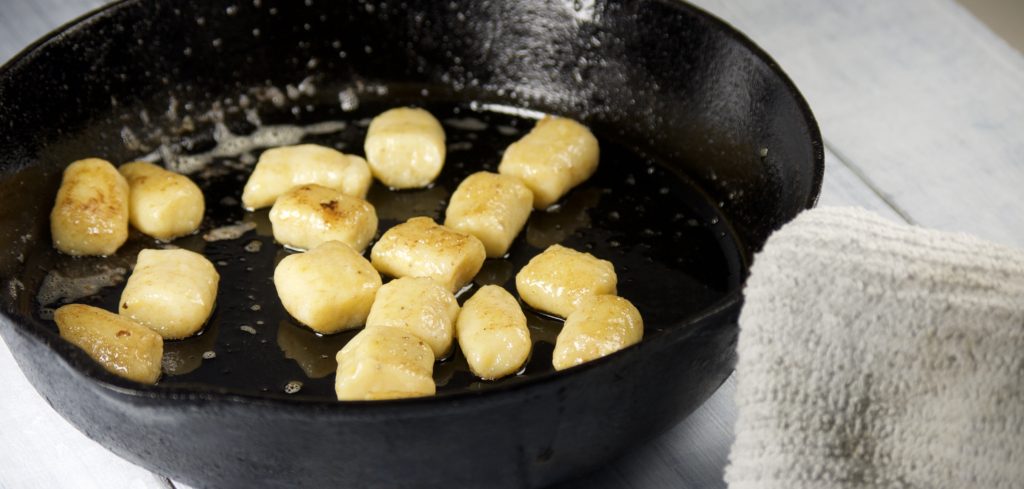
{"left": 0, "top": 0, "right": 825, "bottom": 410}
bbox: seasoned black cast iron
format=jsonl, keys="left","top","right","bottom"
{"left": 0, "top": 0, "right": 823, "bottom": 487}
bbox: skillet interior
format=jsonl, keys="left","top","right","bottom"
{"left": 0, "top": 0, "right": 822, "bottom": 487}
{"left": 16, "top": 96, "right": 747, "bottom": 399}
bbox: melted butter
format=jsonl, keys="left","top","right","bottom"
{"left": 140, "top": 121, "right": 348, "bottom": 175}
{"left": 36, "top": 265, "right": 127, "bottom": 319}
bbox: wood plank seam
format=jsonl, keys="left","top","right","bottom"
{"left": 823, "top": 141, "right": 914, "bottom": 224}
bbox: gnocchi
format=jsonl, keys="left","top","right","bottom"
{"left": 370, "top": 217, "right": 486, "bottom": 293}
{"left": 119, "top": 161, "right": 205, "bottom": 241}
{"left": 456, "top": 285, "right": 531, "bottom": 380}
{"left": 498, "top": 116, "right": 599, "bottom": 209}
{"left": 365, "top": 277, "right": 459, "bottom": 359}
{"left": 444, "top": 171, "right": 533, "bottom": 258}
{"left": 364, "top": 107, "right": 446, "bottom": 189}
{"left": 269, "top": 184, "right": 378, "bottom": 252}
{"left": 241, "top": 144, "right": 372, "bottom": 209}
{"left": 274, "top": 240, "right": 382, "bottom": 334}
{"left": 552, "top": 295, "right": 642, "bottom": 371}
{"left": 54, "top": 304, "right": 163, "bottom": 384}
{"left": 50, "top": 158, "right": 130, "bottom": 256}
{"left": 119, "top": 249, "right": 220, "bottom": 339}
{"left": 515, "top": 244, "right": 617, "bottom": 318}
{"left": 335, "top": 326, "right": 436, "bottom": 401}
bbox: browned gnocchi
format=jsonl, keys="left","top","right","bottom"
{"left": 269, "top": 184, "right": 378, "bottom": 252}
{"left": 444, "top": 171, "right": 533, "bottom": 258}
{"left": 54, "top": 304, "right": 163, "bottom": 384}
{"left": 498, "top": 116, "right": 599, "bottom": 209}
{"left": 50, "top": 158, "right": 130, "bottom": 256}
{"left": 365, "top": 276, "right": 459, "bottom": 359}
{"left": 335, "top": 326, "right": 436, "bottom": 401}
{"left": 241, "top": 144, "right": 372, "bottom": 209}
{"left": 456, "top": 285, "right": 531, "bottom": 380}
{"left": 370, "top": 217, "right": 486, "bottom": 293}
{"left": 515, "top": 244, "right": 617, "bottom": 318}
{"left": 552, "top": 295, "right": 643, "bottom": 371}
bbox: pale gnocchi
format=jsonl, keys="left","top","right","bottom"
{"left": 119, "top": 248, "right": 220, "bottom": 340}
{"left": 241, "top": 144, "right": 372, "bottom": 209}
{"left": 335, "top": 326, "right": 436, "bottom": 401}
{"left": 366, "top": 276, "right": 459, "bottom": 359}
{"left": 444, "top": 171, "right": 533, "bottom": 258}
{"left": 456, "top": 285, "right": 531, "bottom": 380}
{"left": 54, "top": 304, "right": 163, "bottom": 384}
{"left": 370, "top": 217, "right": 486, "bottom": 293}
{"left": 498, "top": 116, "right": 599, "bottom": 209}
{"left": 552, "top": 295, "right": 643, "bottom": 371}
{"left": 515, "top": 244, "right": 617, "bottom": 318}
{"left": 119, "top": 161, "right": 205, "bottom": 241}
{"left": 364, "top": 107, "right": 446, "bottom": 189}
{"left": 274, "top": 240, "right": 382, "bottom": 334}
{"left": 269, "top": 184, "right": 378, "bottom": 252}
{"left": 50, "top": 158, "right": 130, "bottom": 256}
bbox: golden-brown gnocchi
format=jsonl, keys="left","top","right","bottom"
{"left": 335, "top": 326, "right": 436, "bottom": 401}
{"left": 370, "top": 217, "right": 486, "bottom": 293}
{"left": 498, "top": 116, "right": 599, "bottom": 209}
{"left": 50, "top": 158, "right": 130, "bottom": 256}
{"left": 552, "top": 295, "right": 642, "bottom": 370}
{"left": 364, "top": 107, "right": 446, "bottom": 189}
{"left": 365, "top": 277, "right": 459, "bottom": 359}
{"left": 515, "top": 244, "right": 616, "bottom": 318}
{"left": 241, "top": 144, "right": 372, "bottom": 209}
{"left": 444, "top": 171, "right": 533, "bottom": 258}
{"left": 274, "top": 240, "right": 382, "bottom": 334}
{"left": 119, "top": 161, "right": 205, "bottom": 241}
{"left": 119, "top": 249, "right": 220, "bottom": 340}
{"left": 54, "top": 304, "right": 163, "bottom": 384}
{"left": 269, "top": 184, "right": 378, "bottom": 252}
{"left": 456, "top": 285, "right": 531, "bottom": 380}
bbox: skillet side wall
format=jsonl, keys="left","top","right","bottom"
{"left": 0, "top": 0, "right": 821, "bottom": 265}
{"left": 0, "top": 0, "right": 821, "bottom": 487}
{"left": 0, "top": 306, "right": 738, "bottom": 488}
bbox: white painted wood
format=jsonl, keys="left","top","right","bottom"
{"left": 2, "top": 0, "right": 1020, "bottom": 488}
{"left": 0, "top": 339, "right": 171, "bottom": 489}
{"left": 555, "top": 376, "right": 738, "bottom": 489}
{"left": 1, "top": 5, "right": 169, "bottom": 489}
{"left": 0, "top": 0, "right": 104, "bottom": 63}
{"left": 820, "top": 148, "right": 909, "bottom": 223}
{"left": 692, "top": 0, "right": 1024, "bottom": 246}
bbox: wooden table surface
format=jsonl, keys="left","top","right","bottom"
{"left": 2, "top": 0, "right": 1022, "bottom": 488}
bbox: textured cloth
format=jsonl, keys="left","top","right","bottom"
{"left": 726, "top": 207, "right": 1024, "bottom": 489}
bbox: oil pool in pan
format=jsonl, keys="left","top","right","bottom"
{"left": 32, "top": 100, "right": 744, "bottom": 400}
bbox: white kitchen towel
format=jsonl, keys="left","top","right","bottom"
{"left": 726, "top": 207, "right": 1024, "bottom": 489}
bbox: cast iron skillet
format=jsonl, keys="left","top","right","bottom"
{"left": 0, "top": 0, "right": 823, "bottom": 487}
